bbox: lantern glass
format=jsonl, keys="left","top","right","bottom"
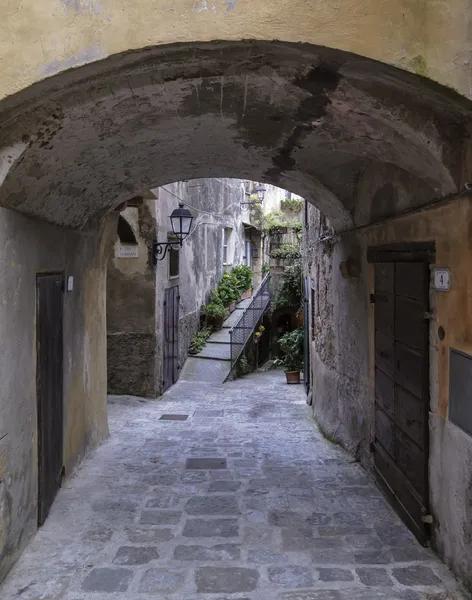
{"left": 255, "top": 184, "right": 266, "bottom": 202}
{"left": 170, "top": 204, "right": 194, "bottom": 240}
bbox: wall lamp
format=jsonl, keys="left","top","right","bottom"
{"left": 153, "top": 203, "right": 194, "bottom": 263}
{"left": 241, "top": 184, "right": 267, "bottom": 206}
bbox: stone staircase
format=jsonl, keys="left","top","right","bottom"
{"left": 179, "top": 298, "right": 252, "bottom": 383}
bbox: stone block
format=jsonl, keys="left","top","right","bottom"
{"left": 185, "top": 495, "right": 239, "bottom": 515}
{"left": 318, "top": 568, "right": 354, "bottom": 582}
{"left": 112, "top": 546, "right": 159, "bottom": 565}
{"left": 268, "top": 565, "right": 314, "bottom": 588}
{"left": 392, "top": 566, "right": 442, "bottom": 586}
{"left": 81, "top": 568, "right": 133, "bottom": 593}
{"left": 125, "top": 527, "right": 174, "bottom": 543}
{"left": 139, "top": 568, "right": 185, "bottom": 593}
{"left": 356, "top": 567, "right": 393, "bottom": 586}
{"left": 282, "top": 527, "right": 314, "bottom": 551}
{"left": 173, "top": 544, "right": 240, "bottom": 561}
{"left": 182, "top": 518, "right": 239, "bottom": 537}
{"left": 209, "top": 480, "right": 242, "bottom": 492}
{"left": 140, "top": 510, "right": 182, "bottom": 525}
{"left": 195, "top": 567, "right": 259, "bottom": 593}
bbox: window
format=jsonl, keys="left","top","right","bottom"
{"left": 168, "top": 236, "right": 179, "bottom": 279}
{"left": 117, "top": 215, "right": 137, "bottom": 244}
{"left": 245, "top": 240, "right": 252, "bottom": 268}
{"left": 223, "top": 228, "right": 232, "bottom": 264}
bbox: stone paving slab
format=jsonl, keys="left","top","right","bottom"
{"left": 0, "top": 371, "right": 467, "bottom": 599}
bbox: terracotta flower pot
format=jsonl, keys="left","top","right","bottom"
{"left": 210, "top": 316, "right": 225, "bottom": 330}
{"left": 229, "top": 302, "right": 236, "bottom": 313}
{"left": 285, "top": 370, "right": 301, "bottom": 384}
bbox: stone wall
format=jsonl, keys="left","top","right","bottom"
{"left": 0, "top": 208, "right": 110, "bottom": 581}
{"left": 107, "top": 203, "right": 157, "bottom": 397}
{"left": 305, "top": 193, "right": 472, "bottom": 587}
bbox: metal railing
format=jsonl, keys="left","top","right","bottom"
{"left": 229, "top": 273, "right": 271, "bottom": 370}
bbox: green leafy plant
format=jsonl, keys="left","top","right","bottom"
{"left": 270, "top": 244, "right": 301, "bottom": 261}
{"left": 189, "top": 327, "right": 212, "bottom": 353}
{"left": 232, "top": 265, "right": 253, "bottom": 293}
{"left": 262, "top": 263, "right": 271, "bottom": 274}
{"left": 217, "top": 272, "right": 241, "bottom": 306}
{"left": 281, "top": 198, "right": 303, "bottom": 212}
{"left": 202, "top": 302, "right": 227, "bottom": 320}
{"left": 274, "top": 259, "right": 302, "bottom": 310}
{"left": 277, "top": 328, "right": 304, "bottom": 372}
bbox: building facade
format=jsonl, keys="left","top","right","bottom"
{"left": 107, "top": 178, "right": 263, "bottom": 397}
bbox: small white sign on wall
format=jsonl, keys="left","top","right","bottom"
{"left": 433, "top": 268, "right": 451, "bottom": 291}
{"left": 115, "top": 244, "right": 139, "bottom": 258}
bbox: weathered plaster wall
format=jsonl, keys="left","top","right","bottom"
{"left": 1, "top": 0, "right": 471, "bottom": 101}
{"left": 0, "top": 208, "right": 109, "bottom": 581}
{"left": 107, "top": 204, "right": 158, "bottom": 397}
{"left": 305, "top": 206, "right": 370, "bottom": 461}
{"left": 306, "top": 189, "right": 472, "bottom": 586}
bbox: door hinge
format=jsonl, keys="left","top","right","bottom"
{"left": 421, "top": 514, "right": 433, "bottom": 524}
{"left": 369, "top": 294, "right": 376, "bottom": 304}
{"left": 423, "top": 312, "right": 433, "bottom": 320}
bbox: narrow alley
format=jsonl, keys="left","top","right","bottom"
{"left": 2, "top": 372, "right": 463, "bottom": 599}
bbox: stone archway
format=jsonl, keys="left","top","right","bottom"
{"left": 0, "top": 41, "right": 470, "bottom": 234}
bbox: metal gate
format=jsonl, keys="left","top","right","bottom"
{"left": 36, "top": 273, "right": 64, "bottom": 525}
{"left": 163, "top": 286, "right": 180, "bottom": 392}
{"left": 369, "top": 244, "right": 432, "bottom": 544}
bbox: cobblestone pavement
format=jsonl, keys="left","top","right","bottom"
{"left": 2, "top": 371, "right": 466, "bottom": 599}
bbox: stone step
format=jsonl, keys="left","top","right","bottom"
{"left": 208, "top": 329, "right": 231, "bottom": 344}
{"left": 179, "top": 357, "right": 230, "bottom": 383}
{"left": 194, "top": 342, "right": 231, "bottom": 361}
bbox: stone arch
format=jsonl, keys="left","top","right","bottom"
{"left": 0, "top": 41, "right": 470, "bottom": 233}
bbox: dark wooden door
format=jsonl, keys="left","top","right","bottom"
{"left": 373, "top": 261, "right": 430, "bottom": 543}
{"left": 163, "top": 286, "right": 179, "bottom": 392}
{"left": 303, "top": 276, "right": 311, "bottom": 394}
{"left": 36, "top": 273, "right": 64, "bottom": 525}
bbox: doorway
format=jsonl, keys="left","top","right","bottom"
{"left": 36, "top": 273, "right": 64, "bottom": 525}
{"left": 368, "top": 244, "right": 433, "bottom": 544}
{"left": 162, "top": 286, "right": 180, "bottom": 392}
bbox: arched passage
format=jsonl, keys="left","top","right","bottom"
{"left": 0, "top": 39, "right": 472, "bottom": 587}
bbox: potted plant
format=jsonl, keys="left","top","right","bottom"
{"left": 188, "top": 327, "right": 212, "bottom": 355}
{"left": 202, "top": 301, "right": 227, "bottom": 330}
{"left": 277, "top": 328, "right": 304, "bottom": 384}
{"left": 218, "top": 272, "right": 241, "bottom": 312}
{"left": 232, "top": 265, "right": 253, "bottom": 300}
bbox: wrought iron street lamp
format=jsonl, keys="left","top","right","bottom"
{"left": 241, "top": 183, "right": 267, "bottom": 207}
{"left": 153, "top": 203, "right": 194, "bottom": 263}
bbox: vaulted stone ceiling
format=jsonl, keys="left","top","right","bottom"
{"left": 0, "top": 41, "right": 470, "bottom": 231}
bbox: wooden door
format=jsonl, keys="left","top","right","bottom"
{"left": 36, "top": 273, "right": 64, "bottom": 525}
{"left": 162, "top": 286, "right": 179, "bottom": 392}
{"left": 303, "top": 276, "right": 311, "bottom": 394}
{"left": 373, "top": 260, "right": 430, "bottom": 543}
